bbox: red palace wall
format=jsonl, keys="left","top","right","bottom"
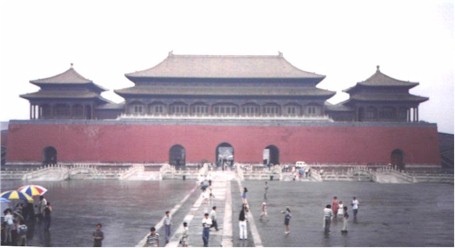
{"left": 5, "top": 120, "right": 441, "bottom": 166}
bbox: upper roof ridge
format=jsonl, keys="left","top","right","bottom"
{"left": 359, "top": 66, "right": 419, "bottom": 87}
{"left": 125, "top": 53, "right": 325, "bottom": 80}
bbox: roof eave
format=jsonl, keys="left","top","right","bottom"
{"left": 125, "top": 75, "right": 325, "bottom": 81}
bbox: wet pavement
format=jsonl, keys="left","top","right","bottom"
{"left": 1, "top": 174, "right": 453, "bottom": 247}
{"left": 240, "top": 180, "right": 454, "bottom": 247}
{"left": 1, "top": 180, "right": 197, "bottom": 246}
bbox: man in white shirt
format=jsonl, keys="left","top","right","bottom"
{"left": 164, "top": 211, "right": 172, "bottom": 244}
{"left": 202, "top": 213, "right": 212, "bottom": 247}
{"left": 352, "top": 197, "right": 360, "bottom": 220}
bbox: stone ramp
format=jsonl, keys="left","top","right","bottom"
{"left": 165, "top": 171, "right": 234, "bottom": 247}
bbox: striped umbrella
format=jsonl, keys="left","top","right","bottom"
{"left": 0, "top": 190, "right": 33, "bottom": 203}
{"left": 18, "top": 185, "right": 48, "bottom": 196}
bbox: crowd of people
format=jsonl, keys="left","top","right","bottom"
{"left": 1, "top": 195, "right": 52, "bottom": 246}
{"left": 323, "top": 196, "right": 359, "bottom": 233}
{"left": 144, "top": 174, "right": 221, "bottom": 247}
{"left": 141, "top": 174, "right": 361, "bottom": 247}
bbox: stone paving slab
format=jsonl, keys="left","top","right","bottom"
{"left": 135, "top": 174, "right": 453, "bottom": 247}
{"left": 165, "top": 171, "right": 233, "bottom": 247}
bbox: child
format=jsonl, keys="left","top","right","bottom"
{"left": 337, "top": 201, "right": 344, "bottom": 220}
{"left": 341, "top": 206, "right": 349, "bottom": 233}
{"left": 179, "top": 222, "right": 189, "bottom": 247}
{"left": 16, "top": 220, "right": 28, "bottom": 246}
{"left": 145, "top": 227, "right": 160, "bottom": 247}
{"left": 260, "top": 202, "right": 268, "bottom": 219}
{"left": 241, "top": 187, "right": 248, "bottom": 204}
{"left": 93, "top": 223, "right": 104, "bottom": 247}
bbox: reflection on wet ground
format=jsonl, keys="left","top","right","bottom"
{"left": 239, "top": 181, "right": 454, "bottom": 247}
{"left": 1, "top": 179, "right": 453, "bottom": 247}
{"left": 1, "top": 180, "right": 196, "bottom": 247}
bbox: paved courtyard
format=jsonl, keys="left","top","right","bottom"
{"left": 149, "top": 171, "right": 453, "bottom": 247}
{"left": 1, "top": 171, "right": 453, "bottom": 247}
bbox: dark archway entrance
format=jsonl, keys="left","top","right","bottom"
{"left": 263, "top": 145, "right": 279, "bottom": 166}
{"left": 216, "top": 143, "right": 234, "bottom": 169}
{"left": 391, "top": 149, "right": 405, "bottom": 170}
{"left": 169, "top": 145, "right": 186, "bottom": 168}
{"left": 43, "top": 146, "right": 57, "bottom": 165}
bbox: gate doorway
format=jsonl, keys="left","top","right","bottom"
{"left": 391, "top": 149, "right": 405, "bottom": 170}
{"left": 43, "top": 146, "right": 57, "bottom": 165}
{"left": 169, "top": 145, "right": 186, "bottom": 169}
{"left": 216, "top": 143, "right": 234, "bottom": 170}
{"left": 263, "top": 145, "right": 279, "bottom": 166}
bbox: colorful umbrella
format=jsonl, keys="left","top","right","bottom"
{"left": 18, "top": 184, "right": 48, "bottom": 196}
{"left": 0, "top": 190, "right": 33, "bottom": 203}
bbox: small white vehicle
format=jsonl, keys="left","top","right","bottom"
{"left": 295, "top": 161, "right": 307, "bottom": 168}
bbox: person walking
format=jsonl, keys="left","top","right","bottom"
{"left": 37, "top": 196, "right": 47, "bottom": 222}
{"left": 238, "top": 204, "right": 248, "bottom": 240}
{"left": 93, "top": 223, "right": 104, "bottom": 247}
{"left": 241, "top": 187, "right": 248, "bottom": 205}
{"left": 43, "top": 202, "right": 52, "bottom": 231}
{"left": 263, "top": 181, "right": 269, "bottom": 202}
{"left": 209, "top": 191, "right": 215, "bottom": 207}
{"left": 201, "top": 189, "right": 210, "bottom": 212}
{"left": 331, "top": 196, "right": 339, "bottom": 218}
{"left": 179, "top": 222, "right": 189, "bottom": 247}
{"left": 145, "top": 227, "right": 160, "bottom": 247}
{"left": 260, "top": 202, "right": 268, "bottom": 220}
{"left": 341, "top": 206, "right": 349, "bottom": 233}
{"left": 210, "top": 206, "right": 219, "bottom": 231}
{"left": 337, "top": 201, "right": 344, "bottom": 220}
{"left": 281, "top": 207, "right": 292, "bottom": 235}
{"left": 323, "top": 204, "right": 333, "bottom": 233}
{"left": 163, "top": 211, "right": 172, "bottom": 244}
{"left": 351, "top": 197, "right": 359, "bottom": 221}
{"left": 201, "top": 213, "right": 212, "bottom": 247}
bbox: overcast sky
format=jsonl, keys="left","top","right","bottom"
{"left": 0, "top": 0, "right": 453, "bottom": 133}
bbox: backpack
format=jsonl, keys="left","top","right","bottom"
{"left": 17, "top": 224, "right": 28, "bottom": 235}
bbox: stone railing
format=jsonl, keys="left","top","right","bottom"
{"left": 22, "top": 164, "right": 69, "bottom": 181}
{"left": 119, "top": 164, "right": 145, "bottom": 180}
{"left": 236, "top": 163, "right": 281, "bottom": 181}
{"left": 1, "top": 169, "right": 28, "bottom": 180}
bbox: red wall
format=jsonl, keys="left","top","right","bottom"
{"left": 5, "top": 121, "right": 441, "bottom": 165}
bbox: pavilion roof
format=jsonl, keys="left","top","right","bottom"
{"left": 20, "top": 90, "right": 110, "bottom": 103}
{"left": 344, "top": 66, "right": 419, "bottom": 93}
{"left": 125, "top": 52, "right": 325, "bottom": 80}
{"left": 30, "top": 67, "right": 107, "bottom": 92}
{"left": 347, "top": 93, "right": 429, "bottom": 103}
